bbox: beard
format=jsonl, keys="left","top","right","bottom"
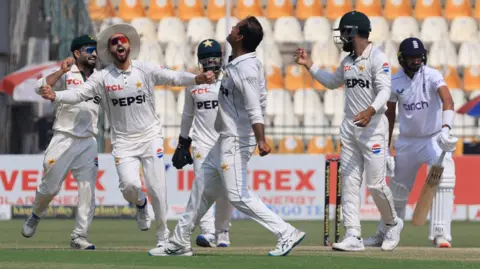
{"left": 342, "top": 41, "right": 353, "bottom": 52}
{"left": 112, "top": 46, "right": 130, "bottom": 63}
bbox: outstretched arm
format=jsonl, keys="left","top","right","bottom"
{"left": 40, "top": 71, "right": 103, "bottom": 104}
{"left": 295, "top": 48, "right": 344, "bottom": 89}
{"left": 150, "top": 64, "right": 215, "bottom": 87}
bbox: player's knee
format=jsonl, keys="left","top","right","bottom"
{"left": 366, "top": 182, "right": 390, "bottom": 200}
{"left": 120, "top": 183, "right": 142, "bottom": 203}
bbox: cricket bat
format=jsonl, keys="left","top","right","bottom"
{"left": 411, "top": 150, "right": 447, "bottom": 226}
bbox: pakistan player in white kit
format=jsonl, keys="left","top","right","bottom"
{"left": 149, "top": 16, "right": 305, "bottom": 257}
{"left": 39, "top": 24, "right": 216, "bottom": 248}
{"left": 364, "top": 38, "right": 458, "bottom": 248}
{"left": 22, "top": 35, "right": 100, "bottom": 249}
{"left": 296, "top": 11, "right": 403, "bottom": 251}
{"left": 171, "top": 39, "right": 233, "bottom": 248}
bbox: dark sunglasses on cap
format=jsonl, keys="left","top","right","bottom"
{"left": 81, "top": 46, "right": 97, "bottom": 54}
{"left": 110, "top": 36, "right": 129, "bottom": 46}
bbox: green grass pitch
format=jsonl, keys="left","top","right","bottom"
{"left": 0, "top": 219, "right": 479, "bottom": 268}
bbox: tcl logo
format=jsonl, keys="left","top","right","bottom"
{"left": 192, "top": 88, "right": 209, "bottom": 95}
{"left": 0, "top": 170, "right": 105, "bottom": 191}
{"left": 106, "top": 85, "right": 124, "bottom": 92}
{"left": 67, "top": 79, "right": 83, "bottom": 85}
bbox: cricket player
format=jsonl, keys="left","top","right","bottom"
{"left": 22, "top": 35, "right": 100, "bottom": 249}
{"left": 172, "top": 39, "right": 233, "bottom": 248}
{"left": 148, "top": 16, "right": 305, "bottom": 257}
{"left": 295, "top": 11, "right": 403, "bottom": 251}
{"left": 38, "top": 24, "right": 216, "bottom": 248}
{"left": 364, "top": 37, "right": 458, "bottom": 248}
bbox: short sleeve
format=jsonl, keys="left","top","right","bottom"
{"left": 430, "top": 68, "right": 447, "bottom": 91}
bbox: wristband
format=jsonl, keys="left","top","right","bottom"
{"left": 442, "top": 110, "right": 455, "bottom": 130}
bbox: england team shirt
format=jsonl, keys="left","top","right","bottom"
{"left": 390, "top": 66, "right": 446, "bottom": 137}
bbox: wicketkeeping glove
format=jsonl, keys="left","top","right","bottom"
{"left": 172, "top": 136, "right": 194, "bottom": 169}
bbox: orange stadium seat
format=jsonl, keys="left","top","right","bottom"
{"left": 475, "top": 2, "right": 480, "bottom": 20}
{"left": 118, "top": 0, "right": 146, "bottom": 21}
{"left": 355, "top": 0, "right": 382, "bottom": 17}
{"left": 384, "top": 0, "right": 412, "bottom": 21}
{"left": 88, "top": 0, "right": 116, "bottom": 21}
{"left": 164, "top": 137, "right": 179, "bottom": 154}
{"left": 296, "top": 0, "right": 323, "bottom": 20}
{"left": 444, "top": 0, "right": 471, "bottom": 21}
{"left": 236, "top": 0, "right": 264, "bottom": 19}
{"left": 207, "top": 0, "right": 234, "bottom": 21}
{"left": 453, "top": 138, "right": 464, "bottom": 156}
{"left": 253, "top": 136, "right": 276, "bottom": 155}
{"left": 325, "top": 0, "right": 353, "bottom": 20}
{"left": 440, "top": 67, "right": 462, "bottom": 89}
{"left": 266, "top": 0, "right": 294, "bottom": 19}
{"left": 266, "top": 65, "right": 285, "bottom": 89}
{"left": 414, "top": 0, "right": 442, "bottom": 20}
{"left": 284, "top": 64, "right": 312, "bottom": 91}
{"left": 278, "top": 136, "right": 305, "bottom": 154}
{"left": 463, "top": 66, "right": 480, "bottom": 91}
{"left": 148, "top": 0, "right": 175, "bottom": 21}
{"left": 178, "top": 0, "right": 205, "bottom": 21}
{"left": 307, "top": 136, "right": 335, "bottom": 154}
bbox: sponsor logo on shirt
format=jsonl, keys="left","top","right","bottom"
{"left": 105, "top": 85, "right": 124, "bottom": 92}
{"left": 396, "top": 88, "right": 405, "bottom": 94}
{"left": 196, "top": 100, "right": 218, "bottom": 110}
{"left": 111, "top": 94, "right": 147, "bottom": 107}
{"left": 371, "top": 144, "right": 381, "bottom": 154}
{"left": 403, "top": 101, "right": 429, "bottom": 111}
{"left": 434, "top": 79, "right": 445, "bottom": 87}
{"left": 344, "top": 65, "right": 352, "bottom": 72}
{"left": 85, "top": 95, "right": 101, "bottom": 105}
{"left": 67, "top": 79, "right": 83, "bottom": 85}
{"left": 192, "top": 88, "right": 210, "bottom": 95}
{"left": 220, "top": 84, "right": 229, "bottom": 97}
{"left": 156, "top": 148, "right": 163, "bottom": 158}
{"left": 94, "top": 157, "right": 98, "bottom": 167}
{"left": 382, "top": 63, "right": 389, "bottom": 73}
{"left": 345, "top": 78, "right": 370, "bottom": 89}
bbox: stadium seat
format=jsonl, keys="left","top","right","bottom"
{"left": 307, "top": 136, "right": 335, "bottom": 154}
{"left": 235, "top": 0, "right": 264, "bottom": 19}
{"left": 271, "top": 113, "right": 301, "bottom": 140}
{"left": 428, "top": 40, "right": 458, "bottom": 69}
{"left": 88, "top": 0, "right": 116, "bottom": 21}
{"left": 390, "top": 16, "right": 419, "bottom": 44}
{"left": 164, "top": 137, "right": 179, "bottom": 154}
{"left": 131, "top": 17, "right": 157, "bottom": 42}
{"left": 278, "top": 136, "right": 305, "bottom": 153}
{"left": 215, "top": 17, "right": 239, "bottom": 43}
{"left": 356, "top": 0, "right": 382, "bottom": 17}
{"left": 187, "top": 17, "right": 215, "bottom": 44}
{"left": 285, "top": 65, "right": 312, "bottom": 91}
{"left": 420, "top": 17, "right": 449, "bottom": 45}
{"left": 253, "top": 136, "right": 276, "bottom": 154}
{"left": 437, "top": 66, "right": 462, "bottom": 89}
{"left": 265, "top": 66, "right": 285, "bottom": 89}
{"left": 266, "top": 0, "right": 294, "bottom": 19}
{"left": 384, "top": 0, "right": 412, "bottom": 21}
{"left": 207, "top": 0, "right": 234, "bottom": 21}
{"left": 323, "top": 89, "right": 336, "bottom": 119}
{"left": 257, "top": 40, "right": 283, "bottom": 68}
{"left": 99, "top": 17, "right": 124, "bottom": 32}
{"left": 444, "top": 0, "right": 472, "bottom": 21}
{"left": 137, "top": 40, "right": 164, "bottom": 65}
{"left": 164, "top": 42, "right": 190, "bottom": 70}
{"left": 369, "top": 16, "right": 390, "bottom": 45}
{"left": 475, "top": 2, "right": 480, "bottom": 20}
{"left": 303, "top": 17, "right": 331, "bottom": 43}
{"left": 463, "top": 66, "right": 480, "bottom": 91}
{"left": 380, "top": 40, "right": 401, "bottom": 73}
{"left": 148, "top": 0, "right": 175, "bottom": 21}
{"left": 266, "top": 89, "right": 293, "bottom": 118}
{"left": 256, "top": 17, "right": 274, "bottom": 38}
{"left": 450, "top": 89, "right": 466, "bottom": 137}
{"left": 293, "top": 88, "right": 322, "bottom": 118}
{"left": 450, "top": 17, "right": 478, "bottom": 44}
{"left": 178, "top": 0, "right": 205, "bottom": 21}
{"left": 296, "top": 0, "right": 323, "bottom": 21}
{"left": 311, "top": 40, "right": 340, "bottom": 69}
{"left": 414, "top": 0, "right": 442, "bottom": 21}
{"left": 273, "top": 17, "right": 303, "bottom": 43}
{"left": 157, "top": 17, "right": 187, "bottom": 44}
{"left": 325, "top": 0, "right": 353, "bottom": 20}
{"left": 458, "top": 41, "right": 480, "bottom": 69}
{"left": 118, "top": 0, "right": 146, "bottom": 21}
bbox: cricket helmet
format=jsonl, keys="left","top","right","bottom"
{"left": 398, "top": 37, "right": 427, "bottom": 73}
{"left": 97, "top": 23, "right": 140, "bottom": 63}
{"left": 333, "top": 11, "right": 371, "bottom": 52}
{"left": 197, "top": 39, "right": 223, "bottom": 72}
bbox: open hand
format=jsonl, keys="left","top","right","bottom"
{"left": 39, "top": 85, "right": 56, "bottom": 101}
{"left": 195, "top": 71, "right": 216, "bottom": 85}
{"left": 258, "top": 141, "right": 271, "bottom": 157}
{"left": 295, "top": 48, "right": 313, "bottom": 69}
{"left": 353, "top": 106, "right": 376, "bottom": 127}
{"left": 61, "top": 57, "right": 75, "bottom": 73}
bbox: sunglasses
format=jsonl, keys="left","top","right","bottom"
{"left": 110, "top": 36, "right": 129, "bottom": 46}
{"left": 81, "top": 46, "right": 97, "bottom": 54}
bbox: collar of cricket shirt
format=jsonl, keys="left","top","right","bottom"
{"left": 228, "top": 52, "right": 257, "bottom": 66}
{"left": 113, "top": 59, "right": 133, "bottom": 74}
{"left": 351, "top": 42, "right": 374, "bottom": 62}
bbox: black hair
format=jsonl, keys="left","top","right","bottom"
{"left": 238, "top": 16, "right": 264, "bottom": 52}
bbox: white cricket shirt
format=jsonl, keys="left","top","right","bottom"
{"left": 180, "top": 76, "right": 222, "bottom": 148}
{"left": 309, "top": 43, "right": 392, "bottom": 119}
{"left": 390, "top": 66, "right": 446, "bottom": 137}
{"left": 54, "top": 60, "right": 197, "bottom": 157}
{"left": 35, "top": 64, "right": 101, "bottom": 138}
{"left": 214, "top": 52, "right": 267, "bottom": 137}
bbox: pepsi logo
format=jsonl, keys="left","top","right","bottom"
{"left": 94, "top": 157, "right": 98, "bottom": 167}
{"left": 382, "top": 63, "right": 389, "bottom": 73}
{"left": 156, "top": 148, "right": 163, "bottom": 158}
{"left": 371, "top": 144, "right": 381, "bottom": 154}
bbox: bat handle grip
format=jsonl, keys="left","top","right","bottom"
{"left": 437, "top": 151, "right": 446, "bottom": 165}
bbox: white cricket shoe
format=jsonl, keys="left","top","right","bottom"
{"left": 21, "top": 213, "right": 40, "bottom": 238}
{"left": 71, "top": 235, "right": 95, "bottom": 250}
{"left": 216, "top": 230, "right": 230, "bottom": 247}
{"left": 332, "top": 235, "right": 365, "bottom": 252}
{"left": 381, "top": 218, "right": 404, "bottom": 251}
{"left": 196, "top": 233, "right": 216, "bottom": 248}
{"left": 268, "top": 229, "right": 306, "bottom": 256}
{"left": 434, "top": 236, "right": 451, "bottom": 248}
{"left": 149, "top": 241, "right": 193, "bottom": 256}
{"left": 364, "top": 231, "right": 384, "bottom": 247}
{"left": 135, "top": 201, "right": 151, "bottom": 231}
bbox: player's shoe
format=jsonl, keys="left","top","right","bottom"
{"left": 21, "top": 213, "right": 40, "bottom": 238}
{"left": 216, "top": 230, "right": 230, "bottom": 247}
{"left": 434, "top": 236, "right": 451, "bottom": 248}
{"left": 381, "top": 218, "right": 404, "bottom": 251}
{"left": 70, "top": 234, "right": 95, "bottom": 250}
{"left": 196, "top": 233, "right": 216, "bottom": 248}
{"left": 148, "top": 241, "right": 193, "bottom": 256}
{"left": 364, "top": 222, "right": 385, "bottom": 247}
{"left": 135, "top": 200, "right": 151, "bottom": 231}
{"left": 332, "top": 235, "right": 365, "bottom": 252}
{"left": 268, "top": 229, "right": 306, "bottom": 256}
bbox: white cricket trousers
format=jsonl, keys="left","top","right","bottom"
{"left": 171, "top": 136, "right": 294, "bottom": 247}
{"left": 390, "top": 132, "right": 456, "bottom": 241}
{"left": 33, "top": 132, "right": 97, "bottom": 238}
{"left": 114, "top": 136, "right": 169, "bottom": 241}
{"left": 193, "top": 144, "right": 233, "bottom": 235}
{"left": 340, "top": 115, "right": 397, "bottom": 236}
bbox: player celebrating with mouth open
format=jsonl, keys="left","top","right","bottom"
{"left": 364, "top": 37, "right": 458, "bottom": 248}
{"left": 38, "top": 24, "right": 215, "bottom": 249}
{"left": 295, "top": 11, "right": 403, "bottom": 252}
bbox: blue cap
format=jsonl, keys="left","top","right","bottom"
{"left": 399, "top": 37, "right": 426, "bottom": 57}
{"left": 197, "top": 39, "right": 222, "bottom": 60}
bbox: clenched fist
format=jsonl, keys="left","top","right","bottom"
{"left": 195, "top": 71, "right": 216, "bottom": 85}
{"left": 61, "top": 57, "right": 75, "bottom": 74}
{"left": 39, "top": 85, "right": 56, "bottom": 101}
{"left": 295, "top": 48, "right": 313, "bottom": 69}
{"left": 258, "top": 141, "right": 271, "bottom": 157}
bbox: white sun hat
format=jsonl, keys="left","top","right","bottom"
{"left": 97, "top": 23, "right": 141, "bottom": 63}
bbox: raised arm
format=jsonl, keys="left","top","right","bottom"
{"left": 40, "top": 71, "right": 103, "bottom": 104}
{"left": 295, "top": 48, "right": 344, "bottom": 89}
